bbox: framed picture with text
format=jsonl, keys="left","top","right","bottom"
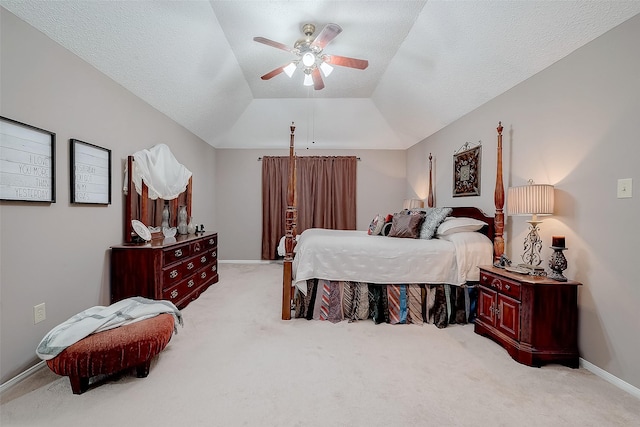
{"left": 70, "top": 139, "right": 111, "bottom": 204}
{"left": 453, "top": 144, "right": 481, "bottom": 197}
{"left": 0, "top": 116, "right": 56, "bottom": 202}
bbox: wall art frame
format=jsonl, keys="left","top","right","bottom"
{"left": 0, "top": 116, "right": 56, "bottom": 203}
{"left": 70, "top": 138, "right": 112, "bottom": 205}
{"left": 453, "top": 143, "right": 481, "bottom": 197}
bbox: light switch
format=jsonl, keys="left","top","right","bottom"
{"left": 617, "top": 178, "right": 632, "bottom": 198}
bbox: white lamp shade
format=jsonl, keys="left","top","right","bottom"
{"left": 402, "top": 199, "right": 424, "bottom": 210}
{"left": 303, "top": 73, "right": 313, "bottom": 86}
{"left": 319, "top": 61, "right": 333, "bottom": 77}
{"left": 283, "top": 62, "right": 297, "bottom": 78}
{"left": 507, "top": 184, "right": 554, "bottom": 216}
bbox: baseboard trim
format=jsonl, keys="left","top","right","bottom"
{"left": 218, "top": 260, "right": 278, "bottom": 264}
{"left": 0, "top": 361, "right": 46, "bottom": 394}
{"left": 580, "top": 358, "right": 640, "bottom": 399}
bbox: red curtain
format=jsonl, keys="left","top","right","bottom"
{"left": 261, "top": 156, "right": 357, "bottom": 260}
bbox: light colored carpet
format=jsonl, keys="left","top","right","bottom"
{"left": 1, "top": 263, "right": 639, "bottom": 426}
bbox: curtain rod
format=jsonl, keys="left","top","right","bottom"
{"left": 257, "top": 156, "right": 361, "bottom": 161}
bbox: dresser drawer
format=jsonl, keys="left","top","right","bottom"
{"left": 203, "top": 235, "right": 217, "bottom": 250}
{"left": 163, "top": 243, "right": 191, "bottom": 266}
{"left": 163, "top": 277, "right": 191, "bottom": 304}
{"left": 191, "top": 239, "right": 204, "bottom": 254}
{"left": 480, "top": 271, "right": 521, "bottom": 300}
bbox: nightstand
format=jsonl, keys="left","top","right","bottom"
{"left": 474, "top": 265, "right": 581, "bottom": 368}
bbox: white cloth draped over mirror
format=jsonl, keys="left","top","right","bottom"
{"left": 123, "top": 144, "right": 192, "bottom": 200}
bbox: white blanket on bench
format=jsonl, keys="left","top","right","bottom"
{"left": 36, "top": 297, "right": 182, "bottom": 360}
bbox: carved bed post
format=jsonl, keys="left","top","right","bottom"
{"left": 427, "top": 153, "right": 434, "bottom": 208}
{"left": 282, "top": 122, "right": 297, "bottom": 320}
{"left": 494, "top": 122, "right": 505, "bottom": 261}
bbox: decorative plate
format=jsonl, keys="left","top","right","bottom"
{"left": 505, "top": 266, "right": 529, "bottom": 275}
{"left": 131, "top": 220, "right": 152, "bottom": 241}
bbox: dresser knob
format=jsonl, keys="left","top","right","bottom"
{"left": 505, "top": 284, "right": 511, "bottom": 290}
{"left": 170, "top": 269, "right": 178, "bottom": 279}
{"left": 201, "top": 256, "right": 207, "bottom": 263}
{"left": 188, "top": 279, "right": 195, "bottom": 288}
{"left": 187, "top": 262, "right": 194, "bottom": 270}
{"left": 171, "top": 290, "right": 178, "bottom": 299}
{"left": 201, "top": 271, "right": 207, "bottom": 279}
{"left": 208, "top": 239, "right": 214, "bottom": 245}
{"left": 174, "top": 249, "right": 182, "bottom": 257}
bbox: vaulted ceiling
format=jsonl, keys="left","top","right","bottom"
{"left": 3, "top": 1, "right": 640, "bottom": 150}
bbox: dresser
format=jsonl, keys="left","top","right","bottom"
{"left": 111, "top": 232, "right": 218, "bottom": 309}
{"left": 474, "top": 265, "right": 580, "bottom": 368}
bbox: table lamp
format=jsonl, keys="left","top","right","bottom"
{"left": 507, "top": 180, "right": 554, "bottom": 274}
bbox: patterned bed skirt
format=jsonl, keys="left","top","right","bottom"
{"left": 294, "top": 279, "right": 478, "bottom": 328}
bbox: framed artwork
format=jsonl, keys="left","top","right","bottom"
{"left": 70, "top": 139, "right": 111, "bottom": 204}
{"left": 0, "top": 116, "right": 56, "bottom": 202}
{"left": 453, "top": 144, "right": 481, "bottom": 197}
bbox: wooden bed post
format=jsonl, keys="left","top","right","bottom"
{"left": 282, "top": 122, "right": 297, "bottom": 320}
{"left": 494, "top": 122, "right": 505, "bottom": 261}
{"left": 427, "top": 153, "right": 434, "bottom": 208}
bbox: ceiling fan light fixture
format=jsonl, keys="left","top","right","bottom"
{"left": 319, "top": 61, "right": 333, "bottom": 77}
{"left": 254, "top": 22, "right": 367, "bottom": 90}
{"left": 302, "top": 51, "right": 315, "bottom": 67}
{"left": 283, "top": 62, "right": 297, "bottom": 78}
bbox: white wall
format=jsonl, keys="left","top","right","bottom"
{"left": 406, "top": 15, "right": 640, "bottom": 389}
{"left": 0, "top": 9, "right": 216, "bottom": 383}
{"left": 216, "top": 148, "right": 407, "bottom": 260}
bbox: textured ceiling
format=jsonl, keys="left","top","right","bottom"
{"left": 2, "top": 1, "right": 640, "bottom": 150}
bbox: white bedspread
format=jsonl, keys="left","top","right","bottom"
{"left": 292, "top": 229, "right": 492, "bottom": 293}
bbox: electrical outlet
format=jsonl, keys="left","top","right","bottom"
{"left": 617, "top": 178, "right": 632, "bottom": 198}
{"left": 34, "top": 303, "right": 46, "bottom": 324}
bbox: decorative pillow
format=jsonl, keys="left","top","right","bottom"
{"left": 388, "top": 213, "right": 425, "bottom": 238}
{"left": 436, "top": 217, "right": 487, "bottom": 236}
{"left": 381, "top": 222, "right": 393, "bottom": 236}
{"left": 368, "top": 214, "right": 385, "bottom": 235}
{"left": 419, "top": 207, "right": 453, "bottom": 239}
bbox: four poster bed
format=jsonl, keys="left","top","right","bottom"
{"left": 281, "top": 122, "right": 505, "bottom": 326}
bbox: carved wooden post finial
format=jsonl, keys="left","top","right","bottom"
{"left": 427, "top": 153, "right": 434, "bottom": 208}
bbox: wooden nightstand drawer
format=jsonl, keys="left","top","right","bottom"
{"left": 480, "top": 271, "right": 521, "bottom": 300}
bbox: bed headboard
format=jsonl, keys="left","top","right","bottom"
{"left": 448, "top": 207, "right": 495, "bottom": 243}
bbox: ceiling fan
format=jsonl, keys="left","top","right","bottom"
{"left": 253, "top": 23, "right": 369, "bottom": 90}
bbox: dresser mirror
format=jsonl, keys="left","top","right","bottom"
{"left": 123, "top": 145, "right": 192, "bottom": 243}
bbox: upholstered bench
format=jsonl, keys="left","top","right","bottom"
{"left": 46, "top": 313, "right": 175, "bottom": 394}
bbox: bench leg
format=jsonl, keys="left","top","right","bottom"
{"left": 69, "top": 375, "right": 89, "bottom": 394}
{"left": 135, "top": 360, "right": 152, "bottom": 378}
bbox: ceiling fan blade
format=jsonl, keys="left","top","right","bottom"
{"left": 311, "top": 68, "right": 325, "bottom": 90}
{"left": 260, "top": 65, "right": 287, "bottom": 80}
{"left": 253, "top": 36, "right": 294, "bottom": 53}
{"left": 310, "top": 23, "right": 342, "bottom": 50}
{"left": 324, "top": 55, "right": 369, "bottom": 70}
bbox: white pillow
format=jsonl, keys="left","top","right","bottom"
{"left": 436, "top": 217, "right": 487, "bottom": 236}
{"left": 367, "top": 214, "right": 385, "bottom": 235}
